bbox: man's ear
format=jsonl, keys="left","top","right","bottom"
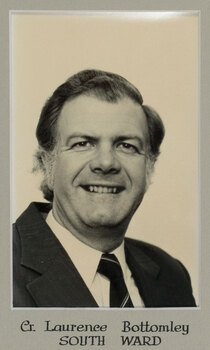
{"left": 145, "top": 158, "right": 155, "bottom": 191}
{"left": 36, "top": 149, "right": 56, "bottom": 191}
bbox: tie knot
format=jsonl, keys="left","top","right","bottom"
{"left": 97, "top": 253, "right": 123, "bottom": 281}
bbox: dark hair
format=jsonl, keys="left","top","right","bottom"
{"left": 35, "top": 69, "right": 165, "bottom": 201}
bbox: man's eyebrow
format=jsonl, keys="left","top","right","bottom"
{"left": 63, "top": 134, "right": 145, "bottom": 148}
{"left": 64, "top": 134, "right": 97, "bottom": 144}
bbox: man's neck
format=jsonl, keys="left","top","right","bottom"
{"left": 52, "top": 208, "right": 127, "bottom": 252}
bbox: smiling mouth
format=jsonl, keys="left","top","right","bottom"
{"left": 81, "top": 185, "right": 124, "bottom": 194}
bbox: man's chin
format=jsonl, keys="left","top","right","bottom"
{"left": 85, "top": 213, "right": 125, "bottom": 228}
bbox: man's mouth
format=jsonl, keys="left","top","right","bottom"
{"left": 81, "top": 185, "right": 124, "bottom": 194}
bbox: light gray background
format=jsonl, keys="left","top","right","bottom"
{"left": 0, "top": 1, "right": 209, "bottom": 349}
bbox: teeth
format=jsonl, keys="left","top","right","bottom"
{"left": 98, "top": 186, "right": 103, "bottom": 193}
{"left": 87, "top": 186, "right": 119, "bottom": 194}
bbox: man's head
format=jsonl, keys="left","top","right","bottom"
{"left": 34, "top": 69, "right": 165, "bottom": 250}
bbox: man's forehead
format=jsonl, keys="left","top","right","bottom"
{"left": 55, "top": 96, "right": 150, "bottom": 149}
{"left": 58, "top": 95, "right": 148, "bottom": 134}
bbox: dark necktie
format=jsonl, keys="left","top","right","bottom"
{"left": 97, "top": 253, "right": 134, "bottom": 308}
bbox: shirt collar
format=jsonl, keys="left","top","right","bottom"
{"left": 46, "top": 210, "right": 127, "bottom": 288}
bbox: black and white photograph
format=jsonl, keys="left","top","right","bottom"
{"left": 12, "top": 11, "right": 199, "bottom": 309}
{"left": 1, "top": 3, "right": 209, "bottom": 349}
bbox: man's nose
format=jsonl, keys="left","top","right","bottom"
{"left": 89, "top": 146, "right": 121, "bottom": 174}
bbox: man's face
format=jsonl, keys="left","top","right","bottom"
{"left": 51, "top": 95, "right": 150, "bottom": 236}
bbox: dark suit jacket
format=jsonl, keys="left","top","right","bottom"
{"left": 13, "top": 202, "right": 196, "bottom": 307}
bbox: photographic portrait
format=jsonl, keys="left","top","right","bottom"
{"left": 12, "top": 11, "right": 199, "bottom": 308}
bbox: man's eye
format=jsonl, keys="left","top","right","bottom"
{"left": 71, "top": 141, "right": 94, "bottom": 150}
{"left": 117, "top": 142, "right": 139, "bottom": 154}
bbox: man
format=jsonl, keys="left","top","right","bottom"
{"left": 13, "top": 69, "right": 196, "bottom": 307}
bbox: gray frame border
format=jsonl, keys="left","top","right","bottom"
{"left": 1, "top": 1, "right": 209, "bottom": 349}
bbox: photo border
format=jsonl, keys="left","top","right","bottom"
{"left": 0, "top": 1, "right": 209, "bottom": 349}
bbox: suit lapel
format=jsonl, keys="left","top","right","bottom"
{"left": 17, "top": 202, "right": 98, "bottom": 307}
{"left": 27, "top": 253, "right": 98, "bottom": 307}
{"left": 125, "top": 239, "right": 189, "bottom": 307}
{"left": 125, "top": 239, "right": 160, "bottom": 306}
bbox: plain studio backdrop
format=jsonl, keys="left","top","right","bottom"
{"left": 11, "top": 11, "right": 199, "bottom": 304}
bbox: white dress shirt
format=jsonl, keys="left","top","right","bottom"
{"left": 46, "top": 210, "right": 144, "bottom": 307}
